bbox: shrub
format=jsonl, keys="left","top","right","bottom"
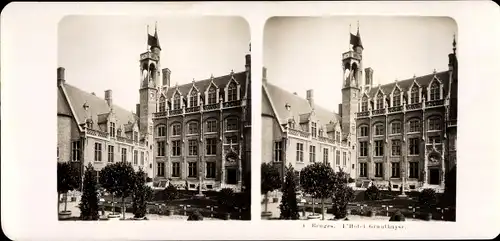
{"left": 162, "top": 184, "right": 179, "bottom": 205}
{"left": 279, "top": 164, "right": 300, "bottom": 220}
{"left": 145, "top": 177, "right": 152, "bottom": 183}
{"left": 418, "top": 188, "right": 437, "bottom": 210}
{"left": 365, "top": 185, "right": 381, "bottom": 201}
{"left": 331, "top": 184, "right": 355, "bottom": 219}
{"left": 218, "top": 188, "right": 235, "bottom": 213}
{"left": 79, "top": 163, "right": 99, "bottom": 220}
{"left": 348, "top": 177, "right": 355, "bottom": 183}
{"left": 389, "top": 210, "right": 406, "bottom": 221}
{"left": 187, "top": 210, "right": 204, "bottom": 221}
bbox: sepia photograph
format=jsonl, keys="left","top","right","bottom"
{"left": 57, "top": 15, "right": 251, "bottom": 221}
{"left": 261, "top": 16, "right": 457, "bottom": 222}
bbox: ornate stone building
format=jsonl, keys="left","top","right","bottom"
{"left": 150, "top": 35, "right": 252, "bottom": 193}
{"left": 352, "top": 32, "right": 458, "bottom": 193}
{"left": 261, "top": 27, "right": 457, "bottom": 193}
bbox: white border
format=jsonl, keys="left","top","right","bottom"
{"left": 1, "top": 1, "right": 500, "bottom": 240}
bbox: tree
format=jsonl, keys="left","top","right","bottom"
{"left": 132, "top": 168, "right": 153, "bottom": 219}
{"left": 279, "top": 164, "right": 299, "bottom": 220}
{"left": 100, "top": 162, "right": 136, "bottom": 219}
{"left": 57, "top": 162, "right": 80, "bottom": 214}
{"left": 261, "top": 163, "right": 282, "bottom": 214}
{"left": 331, "top": 171, "right": 355, "bottom": 219}
{"left": 300, "top": 162, "right": 335, "bottom": 220}
{"left": 99, "top": 163, "right": 120, "bottom": 215}
{"left": 365, "top": 185, "right": 381, "bottom": 201}
{"left": 79, "top": 163, "right": 99, "bottom": 220}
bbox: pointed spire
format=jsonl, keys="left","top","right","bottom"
{"left": 210, "top": 73, "right": 214, "bottom": 79}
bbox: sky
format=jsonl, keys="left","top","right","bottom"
{"left": 263, "top": 16, "right": 457, "bottom": 113}
{"left": 58, "top": 15, "right": 250, "bottom": 112}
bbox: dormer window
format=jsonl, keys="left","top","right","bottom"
{"left": 311, "top": 122, "right": 317, "bottom": 138}
{"left": 361, "top": 96, "right": 368, "bottom": 112}
{"left": 335, "top": 131, "right": 340, "bottom": 142}
{"left": 173, "top": 93, "right": 181, "bottom": 110}
{"left": 228, "top": 82, "right": 237, "bottom": 102}
{"left": 410, "top": 86, "right": 419, "bottom": 104}
{"left": 190, "top": 89, "right": 198, "bottom": 107}
{"left": 159, "top": 97, "right": 166, "bottom": 112}
{"left": 134, "top": 131, "right": 138, "bottom": 142}
{"left": 109, "top": 122, "right": 116, "bottom": 137}
{"left": 376, "top": 93, "right": 384, "bottom": 109}
{"left": 430, "top": 82, "right": 440, "bottom": 101}
{"left": 208, "top": 87, "right": 217, "bottom": 104}
{"left": 393, "top": 88, "right": 401, "bottom": 106}
{"left": 117, "top": 129, "right": 122, "bottom": 137}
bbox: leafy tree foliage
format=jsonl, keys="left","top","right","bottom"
{"left": 218, "top": 188, "right": 236, "bottom": 214}
{"left": 365, "top": 185, "right": 381, "bottom": 201}
{"left": 418, "top": 188, "right": 437, "bottom": 211}
{"left": 99, "top": 162, "right": 136, "bottom": 218}
{"left": 132, "top": 168, "right": 153, "bottom": 218}
{"left": 57, "top": 162, "right": 80, "bottom": 213}
{"left": 279, "top": 164, "right": 299, "bottom": 220}
{"left": 162, "top": 184, "right": 179, "bottom": 206}
{"left": 300, "top": 163, "right": 335, "bottom": 220}
{"left": 330, "top": 171, "right": 355, "bottom": 219}
{"left": 79, "top": 163, "right": 99, "bottom": 220}
{"left": 261, "top": 163, "right": 282, "bottom": 213}
{"left": 187, "top": 210, "right": 204, "bottom": 221}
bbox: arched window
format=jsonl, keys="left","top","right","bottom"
{"left": 374, "top": 124, "right": 384, "bottom": 136}
{"left": 157, "top": 125, "right": 166, "bottom": 137}
{"left": 228, "top": 82, "right": 237, "bottom": 102}
{"left": 393, "top": 88, "right": 401, "bottom": 106}
{"left": 391, "top": 121, "right": 401, "bottom": 134}
{"left": 206, "top": 119, "right": 218, "bottom": 133}
{"left": 187, "top": 121, "right": 199, "bottom": 135}
{"left": 408, "top": 119, "right": 421, "bottom": 133}
{"left": 430, "top": 82, "right": 440, "bottom": 101}
{"left": 173, "top": 93, "right": 181, "bottom": 110}
{"left": 225, "top": 117, "right": 239, "bottom": 131}
{"left": 410, "top": 86, "right": 419, "bottom": 104}
{"left": 208, "top": 86, "right": 217, "bottom": 104}
{"left": 428, "top": 117, "right": 442, "bottom": 131}
{"left": 376, "top": 93, "right": 384, "bottom": 110}
{"left": 171, "top": 123, "right": 181, "bottom": 136}
{"left": 361, "top": 96, "right": 368, "bottom": 112}
{"left": 190, "top": 89, "right": 198, "bottom": 107}
{"left": 359, "top": 125, "right": 369, "bottom": 137}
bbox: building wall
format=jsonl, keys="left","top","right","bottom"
{"left": 83, "top": 136, "right": 149, "bottom": 174}
{"left": 57, "top": 115, "right": 81, "bottom": 163}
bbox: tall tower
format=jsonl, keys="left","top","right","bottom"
{"left": 341, "top": 23, "right": 363, "bottom": 138}
{"left": 139, "top": 24, "right": 161, "bottom": 140}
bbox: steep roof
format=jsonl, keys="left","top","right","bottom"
{"left": 163, "top": 71, "right": 247, "bottom": 101}
{"left": 366, "top": 70, "right": 450, "bottom": 102}
{"left": 262, "top": 81, "right": 341, "bottom": 128}
{"left": 62, "top": 83, "right": 138, "bottom": 132}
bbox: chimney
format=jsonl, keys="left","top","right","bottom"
{"left": 365, "top": 67, "right": 373, "bottom": 87}
{"left": 338, "top": 104, "right": 342, "bottom": 117}
{"left": 136, "top": 104, "right": 141, "bottom": 117}
{"left": 306, "top": 89, "right": 314, "bottom": 108}
{"left": 104, "top": 90, "right": 113, "bottom": 107}
{"left": 57, "top": 67, "right": 65, "bottom": 86}
{"left": 262, "top": 67, "right": 268, "bottom": 83}
{"left": 162, "top": 68, "right": 171, "bottom": 87}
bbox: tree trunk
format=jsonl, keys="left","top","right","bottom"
{"left": 64, "top": 192, "right": 68, "bottom": 212}
{"left": 312, "top": 198, "right": 315, "bottom": 216}
{"left": 264, "top": 192, "right": 269, "bottom": 213}
{"left": 321, "top": 198, "right": 325, "bottom": 220}
{"left": 111, "top": 193, "right": 115, "bottom": 214}
{"left": 121, "top": 197, "right": 125, "bottom": 220}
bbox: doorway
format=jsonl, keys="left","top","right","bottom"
{"left": 226, "top": 168, "right": 238, "bottom": 185}
{"left": 429, "top": 168, "right": 440, "bottom": 185}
